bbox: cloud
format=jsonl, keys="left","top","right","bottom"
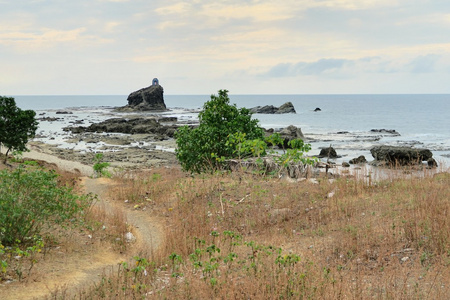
{"left": 312, "top": 0, "right": 399, "bottom": 10}
{"left": 266, "top": 58, "right": 353, "bottom": 77}
{"left": 407, "top": 54, "right": 440, "bottom": 73}
{"left": 263, "top": 54, "right": 444, "bottom": 78}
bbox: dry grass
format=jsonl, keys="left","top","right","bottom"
{"left": 68, "top": 167, "right": 449, "bottom": 299}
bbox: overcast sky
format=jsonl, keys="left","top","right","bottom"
{"left": 1, "top": 0, "right": 450, "bottom": 95}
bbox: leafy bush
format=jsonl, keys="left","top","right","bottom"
{"left": 0, "top": 96, "right": 38, "bottom": 162}
{"left": 0, "top": 167, "right": 94, "bottom": 246}
{"left": 175, "top": 90, "right": 264, "bottom": 173}
{"left": 93, "top": 153, "right": 111, "bottom": 178}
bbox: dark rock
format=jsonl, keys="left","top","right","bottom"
{"left": 427, "top": 158, "right": 438, "bottom": 167}
{"left": 342, "top": 162, "right": 350, "bottom": 167}
{"left": 250, "top": 102, "right": 296, "bottom": 114}
{"left": 370, "top": 146, "right": 433, "bottom": 165}
{"left": 250, "top": 105, "right": 277, "bottom": 114}
{"left": 314, "top": 107, "right": 321, "bottom": 112}
{"left": 370, "top": 129, "right": 400, "bottom": 136}
{"left": 317, "top": 146, "right": 338, "bottom": 158}
{"left": 118, "top": 84, "right": 167, "bottom": 111}
{"left": 38, "top": 117, "right": 62, "bottom": 122}
{"left": 278, "top": 125, "right": 305, "bottom": 148}
{"left": 349, "top": 155, "right": 367, "bottom": 164}
{"left": 56, "top": 111, "right": 72, "bottom": 114}
{"left": 276, "top": 102, "right": 296, "bottom": 114}
{"left": 63, "top": 117, "right": 178, "bottom": 138}
{"left": 337, "top": 131, "right": 349, "bottom": 134}
{"left": 158, "top": 117, "right": 177, "bottom": 123}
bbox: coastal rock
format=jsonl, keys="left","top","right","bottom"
{"left": 38, "top": 117, "right": 62, "bottom": 122}
{"left": 427, "top": 158, "right": 438, "bottom": 167}
{"left": 317, "top": 146, "right": 338, "bottom": 158}
{"left": 314, "top": 107, "right": 321, "bottom": 112}
{"left": 277, "top": 102, "right": 296, "bottom": 114}
{"left": 349, "top": 155, "right": 367, "bottom": 164}
{"left": 64, "top": 117, "right": 178, "bottom": 138}
{"left": 278, "top": 125, "right": 305, "bottom": 148}
{"left": 342, "top": 162, "right": 350, "bottom": 167}
{"left": 118, "top": 83, "right": 167, "bottom": 112}
{"left": 250, "top": 102, "right": 296, "bottom": 114}
{"left": 370, "top": 129, "right": 400, "bottom": 136}
{"left": 370, "top": 146, "right": 433, "bottom": 166}
{"left": 56, "top": 111, "right": 73, "bottom": 114}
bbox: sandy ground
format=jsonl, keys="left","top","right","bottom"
{"left": 0, "top": 154, "right": 164, "bottom": 299}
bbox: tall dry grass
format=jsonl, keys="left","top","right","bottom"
{"left": 73, "top": 167, "right": 449, "bottom": 299}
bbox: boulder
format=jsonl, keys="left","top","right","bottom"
{"left": 317, "top": 146, "right": 338, "bottom": 158}
{"left": 250, "top": 105, "right": 278, "bottom": 114}
{"left": 427, "top": 158, "right": 438, "bottom": 167}
{"left": 118, "top": 84, "right": 167, "bottom": 111}
{"left": 276, "top": 102, "right": 296, "bottom": 114}
{"left": 314, "top": 107, "right": 321, "bottom": 112}
{"left": 370, "top": 146, "right": 433, "bottom": 166}
{"left": 250, "top": 102, "right": 296, "bottom": 114}
{"left": 349, "top": 155, "right": 367, "bottom": 164}
{"left": 278, "top": 125, "right": 305, "bottom": 148}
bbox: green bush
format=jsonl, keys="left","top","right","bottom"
{"left": 0, "top": 167, "right": 94, "bottom": 246}
{"left": 0, "top": 96, "right": 38, "bottom": 162}
{"left": 93, "top": 153, "right": 111, "bottom": 178}
{"left": 175, "top": 90, "right": 264, "bottom": 173}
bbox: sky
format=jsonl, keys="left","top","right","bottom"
{"left": 1, "top": 0, "right": 450, "bottom": 95}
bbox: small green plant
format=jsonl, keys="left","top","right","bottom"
{"left": 93, "top": 153, "right": 111, "bottom": 178}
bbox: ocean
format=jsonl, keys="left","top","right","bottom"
{"left": 12, "top": 94, "right": 450, "bottom": 166}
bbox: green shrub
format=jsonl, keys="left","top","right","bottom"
{"left": 0, "top": 96, "right": 38, "bottom": 163}
{"left": 0, "top": 167, "right": 94, "bottom": 246}
{"left": 175, "top": 90, "right": 264, "bottom": 173}
{"left": 93, "top": 153, "right": 111, "bottom": 178}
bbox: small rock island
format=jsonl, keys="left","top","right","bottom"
{"left": 117, "top": 78, "right": 167, "bottom": 112}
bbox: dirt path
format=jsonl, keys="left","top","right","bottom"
{"left": 0, "top": 176, "right": 163, "bottom": 300}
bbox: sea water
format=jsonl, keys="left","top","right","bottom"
{"left": 12, "top": 94, "right": 450, "bottom": 166}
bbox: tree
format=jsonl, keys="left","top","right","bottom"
{"left": 0, "top": 96, "right": 38, "bottom": 163}
{"left": 175, "top": 90, "right": 264, "bottom": 173}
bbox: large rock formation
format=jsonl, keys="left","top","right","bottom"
{"left": 64, "top": 117, "right": 178, "bottom": 139}
{"left": 249, "top": 102, "right": 296, "bottom": 114}
{"left": 370, "top": 146, "right": 434, "bottom": 166}
{"left": 118, "top": 83, "right": 167, "bottom": 112}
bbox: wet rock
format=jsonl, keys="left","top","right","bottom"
{"left": 38, "top": 117, "right": 62, "bottom": 122}
{"left": 370, "top": 129, "right": 400, "bottom": 136}
{"left": 249, "top": 102, "right": 296, "bottom": 114}
{"left": 314, "top": 107, "right": 321, "bottom": 112}
{"left": 370, "top": 146, "right": 433, "bottom": 166}
{"left": 317, "top": 146, "right": 338, "bottom": 158}
{"left": 56, "top": 111, "right": 72, "bottom": 114}
{"left": 342, "top": 162, "right": 350, "bottom": 167}
{"left": 427, "top": 158, "right": 438, "bottom": 167}
{"left": 349, "top": 155, "right": 367, "bottom": 164}
{"left": 63, "top": 117, "right": 178, "bottom": 138}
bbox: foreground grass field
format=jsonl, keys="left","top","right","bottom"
{"left": 77, "top": 166, "right": 449, "bottom": 299}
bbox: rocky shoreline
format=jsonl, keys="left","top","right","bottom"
{"left": 28, "top": 102, "right": 444, "bottom": 176}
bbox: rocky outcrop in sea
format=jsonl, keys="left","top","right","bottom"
{"left": 250, "top": 102, "right": 296, "bottom": 114}
{"left": 117, "top": 81, "right": 167, "bottom": 112}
